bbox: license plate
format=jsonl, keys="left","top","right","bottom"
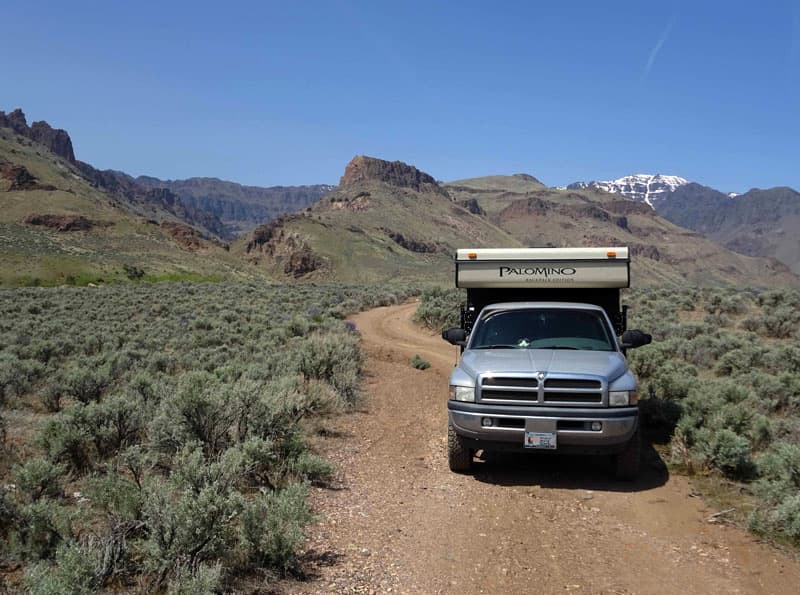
{"left": 525, "top": 431, "right": 557, "bottom": 449}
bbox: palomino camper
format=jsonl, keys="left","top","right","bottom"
{"left": 442, "top": 247, "right": 651, "bottom": 479}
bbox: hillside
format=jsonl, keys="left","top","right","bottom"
{"left": 444, "top": 176, "right": 798, "bottom": 287}
{"left": 233, "top": 156, "right": 523, "bottom": 283}
{"left": 236, "top": 158, "right": 798, "bottom": 287}
{"left": 3, "top": 106, "right": 799, "bottom": 289}
{"left": 135, "top": 176, "right": 335, "bottom": 234}
{"left": 568, "top": 172, "right": 800, "bottom": 274}
{"left": 656, "top": 185, "right": 800, "bottom": 275}
{"left": 0, "top": 120, "right": 254, "bottom": 285}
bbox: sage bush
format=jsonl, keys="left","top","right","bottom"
{"left": 0, "top": 281, "right": 417, "bottom": 591}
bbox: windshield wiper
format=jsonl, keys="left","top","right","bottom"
{"left": 538, "top": 346, "right": 579, "bottom": 350}
{"left": 474, "top": 344, "right": 518, "bottom": 349}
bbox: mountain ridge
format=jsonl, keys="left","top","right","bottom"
{"left": 567, "top": 174, "right": 690, "bottom": 207}
{"left": 2, "top": 107, "right": 799, "bottom": 287}
{"left": 567, "top": 171, "right": 800, "bottom": 273}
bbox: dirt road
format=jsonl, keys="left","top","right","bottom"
{"left": 291, "top": 302, "right": 800, "bottom": 594}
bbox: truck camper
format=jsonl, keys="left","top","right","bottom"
{"left": 442, "top": 247, "right": 652, "bottom": 479}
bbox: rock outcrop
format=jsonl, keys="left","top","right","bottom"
{"left": 160, "top": 221, "right": 217, "bottom": 252}
{"left": 23, "top": 214, "right": 110, "bottom": 231}
{"left": 245, "top": 217, "right": 324, "bottom": 277}
{"left": 0, "top": 109, "right": 75, "bottom": 162}
{"left": 460, "top": 198, "right": 486, "bottom": 215}
{"left": 339, "top": 155, "right": 449, "bottom": 197}
{"left": 0, "top": 161, "right": 56, "bottom": 191}
{"left": 381, "top": 228, "right": 441, "bottom": 253}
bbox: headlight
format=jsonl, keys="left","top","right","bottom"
{"left": 449, "top": 385, "right": 475, "bottom": 402}
{"left": 609, "top": 390, "right": 638, "bottom": 407}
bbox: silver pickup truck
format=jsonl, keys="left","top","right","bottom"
{"left": 442, "top": 248, "right": 651, "bottom": 479}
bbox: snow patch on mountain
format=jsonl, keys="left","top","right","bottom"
{"left": 567, "top": 174, "right": 690, "bottom": 207}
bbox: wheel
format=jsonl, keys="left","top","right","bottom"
{"left": 448, "top": 424, "right": 473, "bottom": 472}
{"left": 614, "top": 424, "right": 641, "bottom": 481}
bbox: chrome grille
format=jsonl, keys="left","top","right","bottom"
{"left": 542, "top": 391, "right": 602, "bottom": 404}
{"left": 482, "top": 377, "right": 538, "bottom": 388}
{"left": 544, "top": 379, "right": 601, "bottom": 389}
{"left": 481, "top": 390, "right": 539, "bottom": 402}
{"left": 478, "top": 373, "right": 605, "bottom": 407}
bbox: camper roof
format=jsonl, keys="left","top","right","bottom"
{"left": 455, "top": 247, "right": 630, "bottom": 289}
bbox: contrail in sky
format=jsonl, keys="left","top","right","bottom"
{"left": 642, "top": 15, "right": 677, "bottom": 80}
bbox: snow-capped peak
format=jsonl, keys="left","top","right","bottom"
{"left": 567, "top": 174, "right": 690, "bottom": 207}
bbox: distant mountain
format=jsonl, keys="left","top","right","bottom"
{"left": 135, "top": 176, "right": 335, "bottom": 235}
{"left": 3, "top": 107, "right": 799, "bottom": 287}
{"left": 0, "top": 108, "right": 334, "bottom": 241}
{"left": 76, "top": 165, "right": 234, "bottom": 240}
{"left": 568, "top": 172, "right": 800, "bottom": 274}
{"left": 567, "top": 174, "right": 689, "bottom": 207}
{"left": 234, "top": 156, "right": 798, "bottom": 287}
{"left": 449, "top": 173, "right": 546, "bottom": 193}
{"left": 445, "top": 176, "right": 796, "bottom": 287}
{"left": 0, "top": 117, "right": 254, "bottom": 285}
{"left": 657, "top": 185, "right": 800, "bottom": 274}
{"left": 232, "top": 156, "right": 521, "bottom": 281}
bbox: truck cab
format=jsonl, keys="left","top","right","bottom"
{"left": 442, "top": 247, "right": 651, "bottom": 479}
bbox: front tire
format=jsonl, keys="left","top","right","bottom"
{"left": 614, "top": 425, "right": 641, "bottom": 481}
{"left": 448, "top": 424, "right": 473, "bottom": 472}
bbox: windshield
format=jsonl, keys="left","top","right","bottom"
{"left": 470, "top": 308, "right": 616, "bottom": 351}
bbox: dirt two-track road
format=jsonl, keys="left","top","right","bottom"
{"left": 289, "top": 302, "right": 800, "bottom": 594}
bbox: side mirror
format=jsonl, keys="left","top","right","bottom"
{"left": 442, "top": 327, "right": 467, "bottom": 346}
{"left": 620, "top": 329, "right": 652, "bottom": 349}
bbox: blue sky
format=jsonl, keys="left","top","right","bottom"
{"left": 3, "top": 0, "right": 798, "bottom": 191}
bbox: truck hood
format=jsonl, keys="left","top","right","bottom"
{"left": 459, "top": 349, "right": 627, "bottom": 382}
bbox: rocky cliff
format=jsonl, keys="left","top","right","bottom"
{"left": 340, "top": 155, "right": 449, "bottom": 196}
{"left": 0, "top": 108, "right": 75, "bottom": 162}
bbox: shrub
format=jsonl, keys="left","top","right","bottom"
{"left": 411, "top": 354, "right": 431, "bottom": 370}
{"left": 14, "top": 458, "right": 66, "bottom": 502}
{"left": 63, "top": 364, "right": 110, "bottom": 404}
{"left": 750, "top": 443, "right": 800, "bottom": 543}
{"left": 0, "top": 281, "right": 417, "bottom": 586}
{"left": 141, "top": 476, "right": 243, "bottom": 582}
{"left": 714, "top": 346, "right": 765, "bottom": 376}
{"left": 39, "top": 384, "right": 63, "bottom": 413}
{"left": 762, "top": 306, "right": 799, "bottom": 338}
{"left": 38, "top": 412, "right": 93, "bottom": 472}
{"left": 0, "top": 487, "right": 18, "bottom": 550}
{"left": 708, "top": 429, "right": 755, "bottom": 479}
{"left": 85, "top": 472, "right": 144, "bottom": 523}
{"left": 166, "top": 562, "right": 223, "bottom": 595}
{"left": 149, "top": 371, "right": 235, "bottom": 456}
{"left": 83, "top": 394, "right": 146, "bottom": 458}
{"left": 414, "top": 287, "right": 462, "bottom": 330}
{"left": 14, "top": 499, "right": 72, "bottom": 561}
{"left": 238, "top": 483, "right": 313, "bottom": 574}
{"left": 288, "top": 451, "right": 335, "bottom": 486}
{"left": 295, "top": 331, "right": 363, "bottom": 406}
{"left": 0, "top": 352, "right": 43, "bottom": 399}
{"left": 25, "top": 540, "right": 102, "bottom": 595}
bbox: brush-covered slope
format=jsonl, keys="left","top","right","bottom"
{"left": 0, "top": 125, "right": 251, "bottom": 285}
{"left": 234, "top": 156, "right": 523, "bottom": 283}
{"left": 444, "top": 177, "right": 798, "bottom": 288}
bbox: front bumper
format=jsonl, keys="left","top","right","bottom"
{"left": 448, "top": 401, "right": 638, "bottom": 454}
